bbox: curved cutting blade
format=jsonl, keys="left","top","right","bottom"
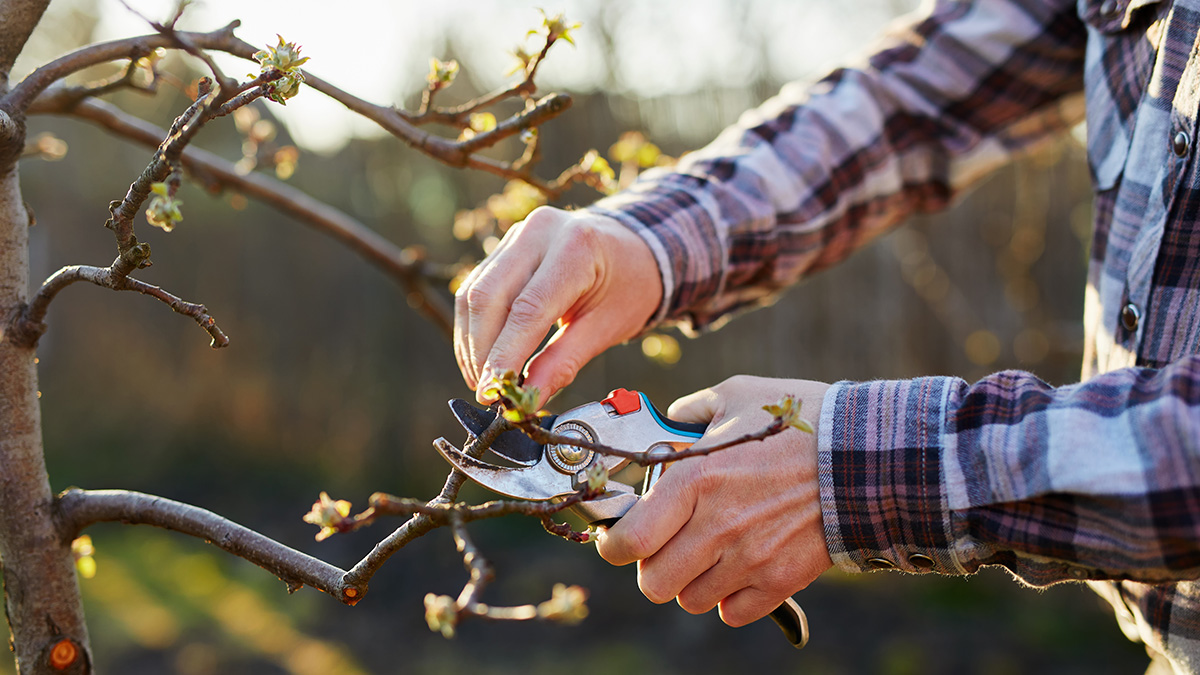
{"left": 448, "top": 399, "right": 555, "bottom": 466}
{"left": 433, "top": 437, "right": 571, "bottom": 500}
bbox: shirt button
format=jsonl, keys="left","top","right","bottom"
{"left": 1121, "top": 303, "right": 1141, "bottom": 332}
{"left": 866, "top": 557, "right": 896, "bottom": 570}
{"left": 909, "top": 553, "right": 936, "bottom": 570}
{"left": 1100, "top": 0, "right": 1119, "bottom": 17}
{"left": 1173, "top": 130, "right": 1190, "bottom": 157}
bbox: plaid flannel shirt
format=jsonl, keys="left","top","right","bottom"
{"left": 589, "top": 0, "right": 1200, "bottom": 670}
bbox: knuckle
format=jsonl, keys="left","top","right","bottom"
{"left": 564, "top": 219, "right": 601, "bottom": 249}
{"left": 621, "top": 526, "right": 655, "bottom": 561}
{"left": 690, "top": 457, "right": 721, "bottom": 494}
{"left": 548, "top": 367, "right": 578, "bottom": 395}
{"left": 507, "top": 291, "right": 548, "bottom": 327}
{"left": 546, "top": 353, "right": 585, "bottom": 392}
{"left": 462, "top": 284, "right": 494, "bottom": 311}
{"left": 522, "top": 205, "right": 562, "bottom": 231}
{"left": 715, "top": 374, "right": 754, "bottom": 394}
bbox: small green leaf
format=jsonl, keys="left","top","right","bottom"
{"left": 762, "top": 395, "right": 814, "bottom": 433}
{"left": 486, "top": 180, "right": 546, "bottom": 223}
{"left": 424, "top": 593, "right": 458, "bottom": 638}
{"left": 581, "top": 150, "right": 615, "bottom": 181}
{"left": 582, "top": 462, "right": 608, "bottom": 491}
{"left": 483, "top": 370, "right": 543, "bottom": 422}
{"left": 537, "top": 584, "right": 588, "bottom": 624}
{"left": 469, "top": 112, "right": 497, "bottom": 133}
{"left": 506, "top": 46, "right": 534, "bottom": 76}
{"left": 253, "top": 35, "right": 308, "bottom": 103}
{"left": 302, "top": 491, "right": 352, "bottom": 541}
{"left": 534, "top": 9, "right": 582, "bottom": 47}
{"left": 427, "top": 57, "right": 460, "bottom": 88}
{"left": 71, "top": 536, "right": 97, "bottom": 580}
{"left": 145, "top": 182, "right": 183, "bottom": 232}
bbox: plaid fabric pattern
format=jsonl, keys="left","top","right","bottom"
{"left": 589, "top": 0, "right": 1200, "bottom": 670}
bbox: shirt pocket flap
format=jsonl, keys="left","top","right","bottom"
{"left": 1079, "top": 0, "right": 1163, "bottom": 34}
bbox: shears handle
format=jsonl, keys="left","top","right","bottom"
{"left": 581, "top": 391, "right": 810, "bottom": 649}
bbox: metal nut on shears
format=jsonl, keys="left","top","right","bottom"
{"left": 546, "top": 421, "right": 595, "bottom": 474}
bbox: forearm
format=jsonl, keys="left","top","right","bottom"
{"left": 820, "top": 358, "right": 1200, "bottom": 585}
{"left": 591, "top": 0, "right": 1086, "bottom": 332}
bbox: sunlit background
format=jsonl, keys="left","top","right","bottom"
{"left": 6, "top": 0, "right": 1145, "bottom": 673}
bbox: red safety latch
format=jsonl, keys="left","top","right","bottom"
{"left": 602, "top": 388, "right": 642, "bottom": 416}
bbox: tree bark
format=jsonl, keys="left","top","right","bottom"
{"left": 0, "top": 0, "right": 51, "bottom": 87}
{"left": 0, "top": 165, "right": 91, "bottom": 673}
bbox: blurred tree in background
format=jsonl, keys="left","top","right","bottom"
{"left": 1, "top": 0, "right": 1151, "bottom": 673}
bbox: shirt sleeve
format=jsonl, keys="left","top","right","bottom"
{"left": 818, "top": 359, "right": 1200, "bottom": 585}
{"left": 586, "top": 0, "right": 1086, "bottom": 334}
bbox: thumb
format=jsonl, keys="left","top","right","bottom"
{"left": 666, "top": 387, "right": 721, "bottom": 424}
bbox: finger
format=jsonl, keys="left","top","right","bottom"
{"left": 594, "top": 458, "right": 697, "bottom": 567}
{"left": 453, "top": 216, "right": 539, "bottom": 389}
{"left": 635, "top": 521, "right": 722, "bottom": 606}
{"left": 521, "top": 312, "right": 631, "bottom": 405}
{"left": 454, "top": 269, "right": 478, "bottom": 389}
{"left": 667, "top": 387, "right": 722, "bottom": 424}
{"left": 675, "top": 555, "right": 741, "bottom": 616}
{"left": 479, "top": 247, "right": 595, "bottom": 396}
{"left": 460, "top": 250, "right": 546, "bottom": 397}
{"left": 717, "top": 586, "right": 779, "bottom": 628}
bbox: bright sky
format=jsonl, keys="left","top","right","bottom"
{"left": 23, "top": 0, "right": 917, "bottom": 153}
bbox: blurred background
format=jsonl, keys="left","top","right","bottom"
{"left": 8, "top": 0, "right": 1146, "bottom": 673}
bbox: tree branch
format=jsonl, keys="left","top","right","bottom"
{"left": 8, "top": 263, "right": 229, "bottom": 349}
{"left": 54, "top": 489, "right": 364, "bottom": 604}
{"left": 0, "top": 0, "right": 51, "bottom": 88}
{"left": 36, "top": 97, "right": 453, "bottom": 336}
{"left": 343, "top": 414, "right": 514, "bottom": 586}
{"left": 335, "top": 487, "right": 598, "bottom": 536}
{"left": 106, "top": 83, "right": 214, "bottom": 272}
{"left": 2, "top": 22, "right": 243, "bottom": 113}
{"left": 428, "top": 519, "right": 588, "bottom": 634}
{"left": 9, "top": 23, "right": 577, "bottom": 198}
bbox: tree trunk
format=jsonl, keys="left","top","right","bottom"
{"left": 0, "top": 165, "right": 91, "bottom": 672}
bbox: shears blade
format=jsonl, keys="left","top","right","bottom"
{"left": 433, "top": 437, "right": 572, "bottom": 501}
{"left": 448, "top": 399, "right": 556, "bottom": 467}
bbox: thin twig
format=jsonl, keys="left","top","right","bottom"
{"left": 452, "top": 517, "right": 494, "bottom": 610}
{"left": 335, "top": 488, "right": 597, "bottom": 535}
{"left": 9, "top": 25, "right": 579, "bottom": 197}
{"left": 54, "top": 488, "right": 363, "bottom": 604}
{"left": 117, "top": 0, "right": 237, "bottom": 96}
{"left": 9, "top": 263, "right": 228, "bottom": 348}
{"left": 435, "top": 518, "right": 588, "bottom": 629}
{"left": 456, "top": 93, "right": 571, "bottom": 155}
{"left": 38, "top": 97, "right": 453, "bottom": 336}
{"left": 105, "top": 84, "right": 212, "bottom": 270}
{"left": 2, "top": 23, "right": 243, "bottom": 113}
{"left": 516, "top": 418, "right": 792, "bottom": 465}
{"left": 404, "top": 33, "right": 554, "bottom": 127}
{"left": 343, "top": 414, "right": 514, "bottom": 586}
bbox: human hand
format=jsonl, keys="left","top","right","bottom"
{"left": 454, "top": 206, "right": 662, "bottom": 406}
{"left": 595, "top": 375, "right": 834, "bottom": 627}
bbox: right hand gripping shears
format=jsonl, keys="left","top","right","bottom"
{"left": 434, "top": 387, "right": 809, "bottom": 648}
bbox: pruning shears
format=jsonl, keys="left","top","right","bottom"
{"left": 434, "top": 387, "right": 809, "bottom": 648}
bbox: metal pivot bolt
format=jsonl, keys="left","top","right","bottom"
{"left": 547, "top": 421, "right": 595, "bottom": 473}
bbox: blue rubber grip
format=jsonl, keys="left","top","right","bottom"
{"left": 640, "top": 393, "right": 706, "bottom": 438}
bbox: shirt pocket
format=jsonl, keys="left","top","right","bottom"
{"left": 1077, "top": 0, "right": 1165, "bottom": 189}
